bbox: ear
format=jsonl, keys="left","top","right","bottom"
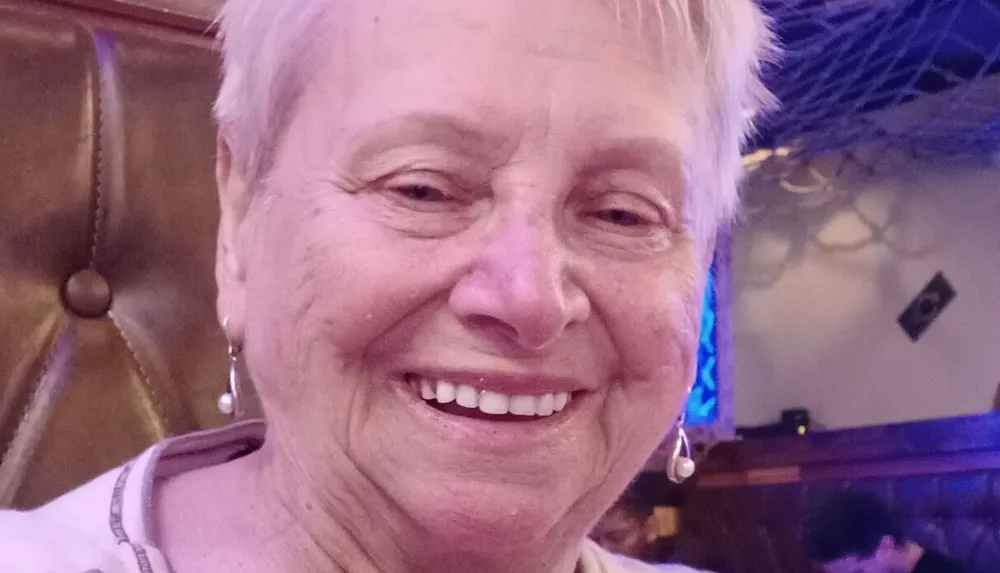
{"left": 215, "top": 135, "right": 249, "bottom": 343}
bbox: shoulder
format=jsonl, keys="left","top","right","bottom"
{"left": 0, "top": 507, "right": 126, "bottom": 572}
{"left": 0, "top": 459, "right": 140, "bottom": 573}
{"left": 581, "top": 540, "right": 715, "bottom": 573}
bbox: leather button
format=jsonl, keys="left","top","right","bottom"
{"left": 63, "top": 268, "right": 112, "bottom": 318}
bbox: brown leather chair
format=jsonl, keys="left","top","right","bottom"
{"left": 0, "top": 0, "right": 236, "bottom": 508}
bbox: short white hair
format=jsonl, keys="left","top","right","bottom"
{"left": 214, "top": 0, "right": 776, "bottom": 234}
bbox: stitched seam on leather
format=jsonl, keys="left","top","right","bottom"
{"left": 91, "top": 29, "right": 171, "bottom": 435}
{"left": 109, "top": 312, "right": 172, "bottom": 436}
{"left": 110, "top": 460, "right": 155, "bottom": 573}
{"left": 0, "top": 327, "right": 74, "bottom": 505}
{"left": 90, "top": 29, "right": 113, "bottom": 270}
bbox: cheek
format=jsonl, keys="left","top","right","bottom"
{"left": 247, "top": 201, "right": 383, "bottom": 362}
{"left": 592, "top": 252, "right": 705, "bottom": 457}
{"left": 606, "top": 259, "right": 704, "bottom": 386}
{"left": 238, "top": 202, "right": 322, "bottom": 407}
{"left": 243, "top": 192, "right": 468, "bottom": 378}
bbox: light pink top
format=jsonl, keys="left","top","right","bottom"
{"left": 0, "top": 421, "right": 706, "bottom": 573}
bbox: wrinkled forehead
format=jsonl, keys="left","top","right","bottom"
{"left": 316, "top": 0, "right": 705, "bottom": 119}
{"left": 289, "top": 0, "right": 704, "bottom": 175}
{"left": 341, "top": 0, "right": 674, "bottom": 62}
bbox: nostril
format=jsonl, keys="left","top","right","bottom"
{"left": 448, "top": 267, "right": 582, "bottom": 352}
{"left": 461, "top": 314, "right": 521, "bottom": 345}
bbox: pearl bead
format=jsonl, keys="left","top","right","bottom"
{"left": 675, "top": 456, "right": 696, "bottom": 480}
{"left": 217, "top": 392, "right": 234, "bottom": 416}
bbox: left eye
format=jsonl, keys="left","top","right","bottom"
{"left": 391, "top": 184, "right": 450, "bottom": 202}
{"left": 593, "top": 208, "right": 649, "bottom": 227}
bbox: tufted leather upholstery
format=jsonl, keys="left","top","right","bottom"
{"left": 0, "top": 1, "right": 238, "bottom": 508}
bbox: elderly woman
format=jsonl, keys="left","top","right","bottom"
{"left": 0, "top": 0, "right": 772, "bottom": 571}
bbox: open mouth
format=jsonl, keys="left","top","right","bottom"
{"left": 403, "top": 372, "right": 573, "bottom": 422}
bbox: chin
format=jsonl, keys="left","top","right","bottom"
{"left": 397, "top": 478, "right": 579, "bottom": 551}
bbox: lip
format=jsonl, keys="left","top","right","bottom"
{"left": 397, "top": 369, "right": 592, "bottom": 396}
{"left": 390, "top": 373, "right": 591, "bottom": 452}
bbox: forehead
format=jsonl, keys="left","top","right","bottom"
{"left": 343, "top": 0, "right": 669, "bottom": 66}
{"left": 300, "top": 0, "right": 698, "bottom": 157}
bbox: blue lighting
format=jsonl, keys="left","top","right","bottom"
{"left": 686, "top": 260, "right": 719, "bottom": 425}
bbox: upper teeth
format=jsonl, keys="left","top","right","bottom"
{"left": 416, "top": 378, "right": 570, "bottom": 417}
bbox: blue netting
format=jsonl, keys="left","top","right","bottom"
{"left": 751, "top": 0, "right": 1000, "bottom": 159}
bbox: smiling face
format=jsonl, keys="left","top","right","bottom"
{"left": 217, "top": 0, "right": 710, "bottom": 561}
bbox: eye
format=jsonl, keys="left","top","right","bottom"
{"left": 581, "top": 192, "right": 668, "bottom": 233}
{"left": 577, "top": 169, "right": 676, "bottom": 239}
{"left": 377, "top": 169, "right": 468, "bottom": 209}
{"left": 593, "top": 207, "right": 650, "bottom": 228}
{"left": 391, "top": 183, "right": 450, "bottom": 202}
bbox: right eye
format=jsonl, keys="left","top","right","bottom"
{"left": 389, "top": 183, "right": 451, "bottom": 203}
{"left": 379, "top": 169, "right": 465, "bottom": 206}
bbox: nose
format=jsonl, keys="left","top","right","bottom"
{"left": 449, "top": 213, "right": 591, "bottom": 352}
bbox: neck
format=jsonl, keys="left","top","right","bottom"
{"left": 156, "top": 440, "right": 584, "bottom": 573}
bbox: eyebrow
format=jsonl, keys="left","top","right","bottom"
{"left": 588, "top": 136, "right": 684, "bottom": 173}
{"left": 346, "top": 113, "right": 512, "bottom": 165}
{"left": 581, "top": 135, "right": 688, "bottom": 192}
{"left": 344, "top": 112, "right": 688, "bottom": 193}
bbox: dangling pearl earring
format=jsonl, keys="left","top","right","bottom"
{"left": 667, "top": 420, "right": 696, "bottom": 484}
{"left": 217, "top": 318, "right": 242, "bottom": 419}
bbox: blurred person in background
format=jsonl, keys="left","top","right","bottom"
{"left": 801, "top": 491, "right": 968, "bottom": 573}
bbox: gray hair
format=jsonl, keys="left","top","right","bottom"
{"left": 214, "top": 0, "right": 776, "bottom": 235}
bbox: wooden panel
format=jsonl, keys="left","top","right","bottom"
{"left": 677, "top": 413, "right": 1000, "bottom": 572}
{"left": 699, "top": 412, "right": 1000, "bottom": 474}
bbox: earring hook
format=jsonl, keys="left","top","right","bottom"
{"left": 667, "top": 415, "right": 696, "bottom": 484}
{"left": 217, "top": 318, "right": 241, "bottom": 419}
